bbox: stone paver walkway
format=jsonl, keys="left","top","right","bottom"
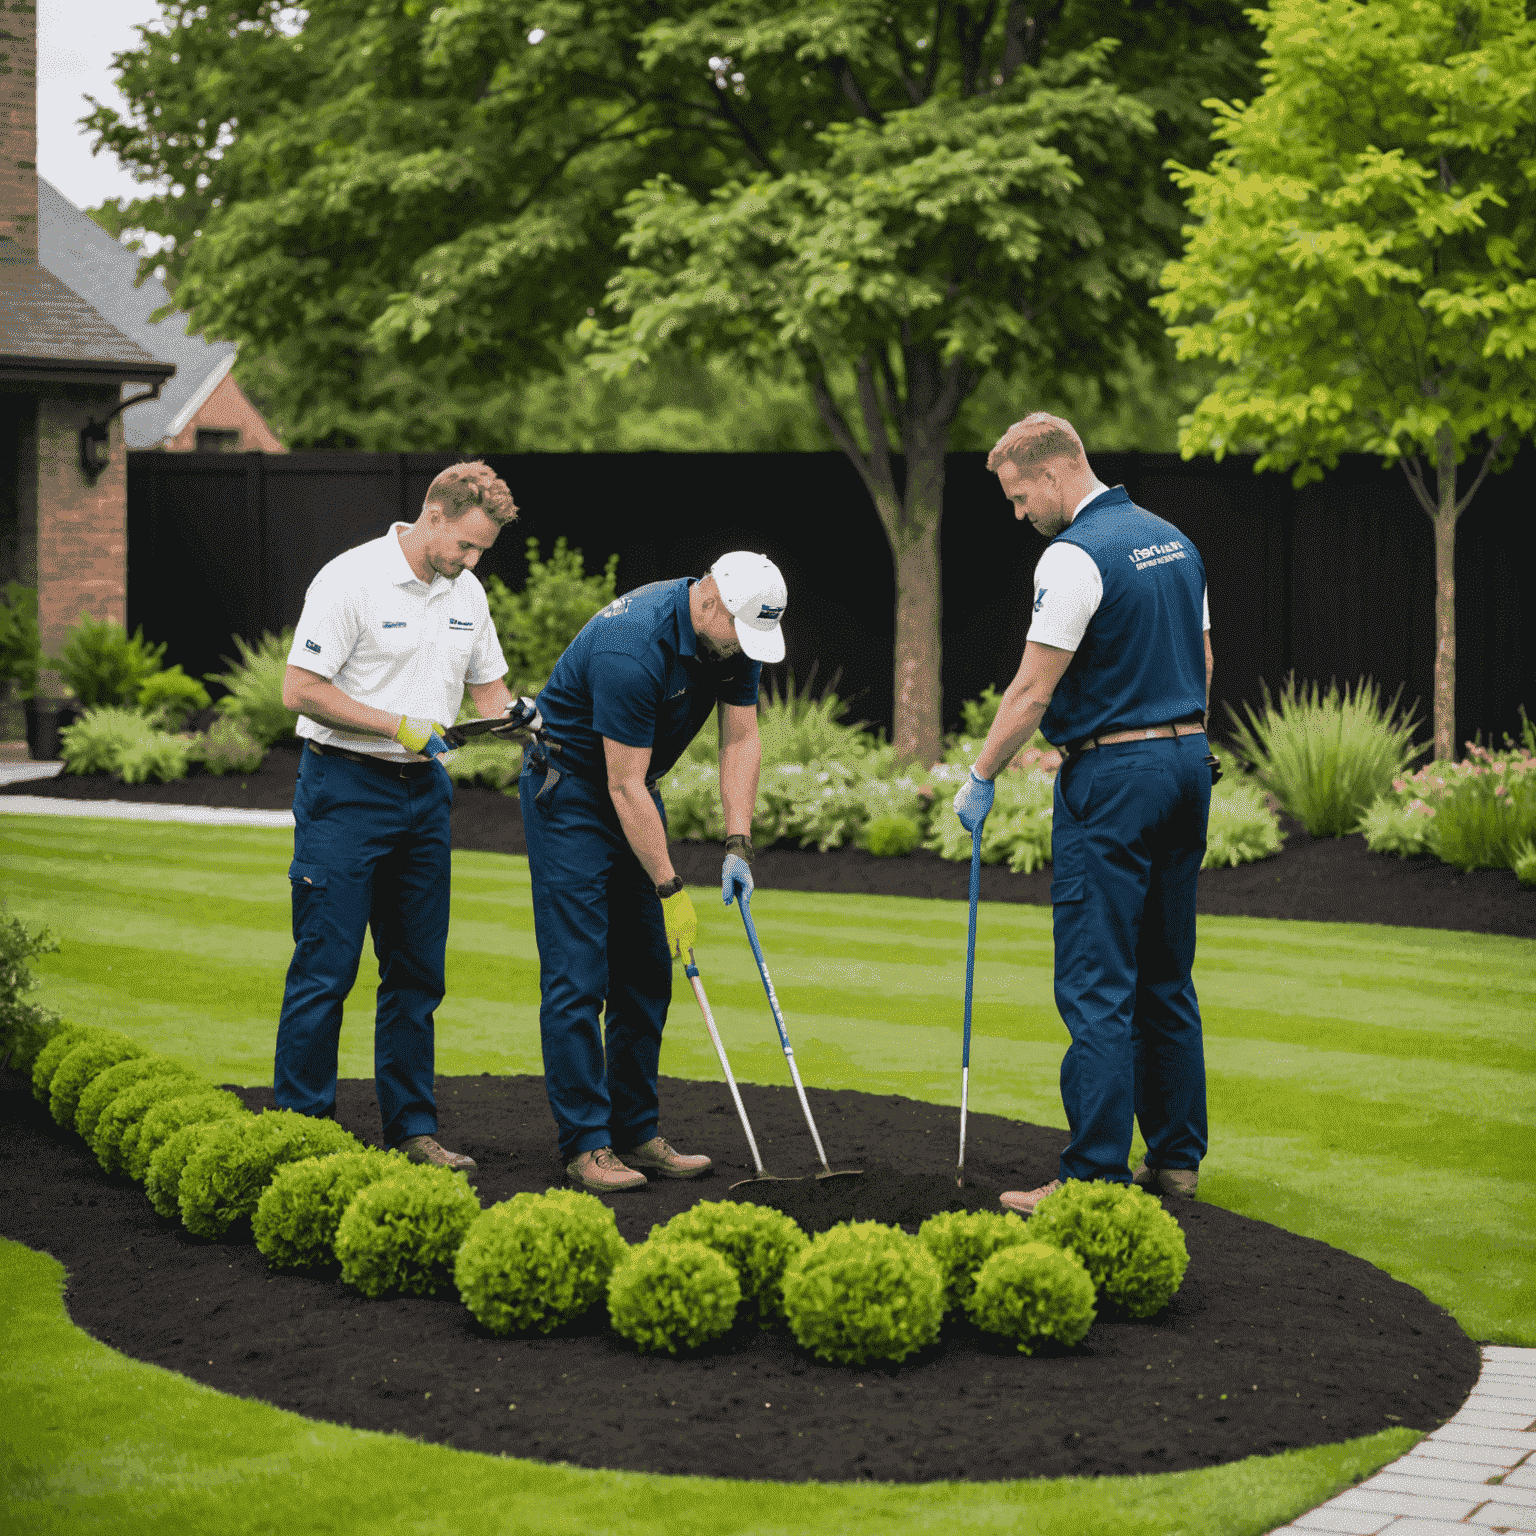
{"left": 1268, "top": 1347, "right": 1536, "bottom": 1535}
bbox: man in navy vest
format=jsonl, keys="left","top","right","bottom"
{"left": 522, "top": 553, "right": 787, "bottom": 1193}
{"left": 954, "top": 413, "right": 1214, "bottom": 1215}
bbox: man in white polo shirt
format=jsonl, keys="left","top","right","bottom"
{"left": 274, "top": 460, "right": 519, "bottom": 1172}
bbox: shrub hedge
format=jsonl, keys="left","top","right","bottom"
{"left": 178, "top": 1112, "right": 363, "bottom": 1239}
{"left": 253, "top": 1149, "right": 409, "bottom": 1269}
{"left": 335, "top": 1168, "right": 482, "bottom": 1298}
{"left": 917, "top": 1208, "right": 1029, "bottom": 1313}
{"left": 966, "top": 1241, "right": 1097, "bottom": 1354}
{"left": 48, "top": 1032, "right": 146, "bottom": 1130}
{"left": 607, "top": 1239, "right": 741, "bottom": 1355}
{"left": 74, "top": 1054, "right": 195, "bottom": 1144}
{"left": 147, "top": 1118, "right": 248, "bottom": 1219}
{"left": 648, "top": 1201, "right": 807, "bottom": 1329}
{"left": 128, "top": 1089, "right": 248, "bottom": 1183}
{"left": 455, "top": 1189, "right": 628, "bottom": 1336}
{"left": 30, "top": 1023, "right": 98, "bottom": 1102}
{"left": 91, "top": 1070, "right": 202, "bottom": 1173}
{"left": 1026, "top": 1181, "right": 1190, "bottom": 1318}
{"left": 782, "top": 1221, "right": 944, "bottom": 1366}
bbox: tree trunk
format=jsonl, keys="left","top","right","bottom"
{"left": 1430, "top": 427, "right": 1459, "bottom": 763}
{"left": 889, "top": 480, "right": 944, "bottom": 767}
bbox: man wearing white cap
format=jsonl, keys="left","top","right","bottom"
{"left": 520, "top": 553, "right": 788, "bottom": 1192}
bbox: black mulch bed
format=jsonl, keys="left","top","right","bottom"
{"left": 7, "top": 743, "right": 1532, "bottom": 938}
{"left": 1, "top": 1067, "right": 1476, "bottom": 1484}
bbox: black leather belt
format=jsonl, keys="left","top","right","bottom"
{"left": 307, "top": 740, "right": 441, "bottom": 779}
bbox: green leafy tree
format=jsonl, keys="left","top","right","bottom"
{"left": 487, "top": 539, "right": 620, "bottom": 695}
{"left": 90, "top": 1, "right": 1256, "bottom": 757}
{"left": 1156, "top": 0, "right": 1536, "bottom": 762}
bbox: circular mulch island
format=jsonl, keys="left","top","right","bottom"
{"left": 0, "top": 1069, "right": 1476, "bottom": 1483}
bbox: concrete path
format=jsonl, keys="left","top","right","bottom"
{"left": 1268, "top": 1347, "right": 1536, "bottom": 1535}
{"left": 0, "top": 767, "right": 293, "bottom": 829}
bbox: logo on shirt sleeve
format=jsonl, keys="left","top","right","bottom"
{"left": 600, "top": 596, "right": 632, "bottom": 618}
{"left": 304, "top": 638, "right": 322, "bottom": 653}
{"left": 382, "top": 621, "right": 406, "bottom": 629}
{"left": 1033, "top": 587, "right": 1047, "bottom": 613}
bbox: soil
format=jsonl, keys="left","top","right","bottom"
{"left": 6, "top": 743, "right": 1531, "bottom": 939}
{"left": 1, "top": 1067, "right": 1477, "bottom": 1484}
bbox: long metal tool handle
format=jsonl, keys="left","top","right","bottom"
{"left": 685, "top": 950, "right": 765, "bottom": 1178}
{"left": 958, "top": 823, "right": 982, "bottom": 1188}
{"left": 738, "top": 895, "right": 833, "bottom": 1174}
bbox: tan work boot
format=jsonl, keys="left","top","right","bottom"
{"left": 397, "top": 1134, "right": 477, "bottom": 1175}
{"left": 567, "top": 1146, "right": 649, "bottom": 1193}
{"left": 616, "top": 1135, "right": 713, "bottom": 1180}
{"left": 999, "top": 1178, "right": 1062, "bottom": 1216}
{"left": 1132, "top": 1160, "right": 1199, "bottom": 1198}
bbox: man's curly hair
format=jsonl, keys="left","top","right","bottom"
{"left": 986, "top": 413, "right": 1087, "bottom": 474}
{"left": 423, "top": 460, "right": 519, "bottom": 526}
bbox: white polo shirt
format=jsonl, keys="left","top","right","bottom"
{"left": 1028, "top": 485, "right": 1209, "bottom": 650}
{"left": 288, "top": 522, "right": 508, "bottom": 760}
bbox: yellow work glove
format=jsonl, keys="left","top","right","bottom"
{"left": 394, "top": 715, "right": 450, "bottom": 758}
{"left": 658, "top": 882, "right": 698, "bottom": 960}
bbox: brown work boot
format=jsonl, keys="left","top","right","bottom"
{"left": 616, "top": 1135, "right": 713, "bottom": 1180}
{"left": 567, "top": 1146, "right": 649, "bottom": 1193}
{"left": 999, "top": 1178, "right": 1062, "bottom": 1216}
{"left": 1132, "top": 1160, "right": 1198, "bottom": 1198}
{"left": 397, "top": 1134, "right": 477, "bottom": 1175}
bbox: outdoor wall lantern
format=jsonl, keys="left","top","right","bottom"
{"left": 79, "top": 381, "right": 165, "bottom": 484}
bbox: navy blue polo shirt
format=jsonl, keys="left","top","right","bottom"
{"left": 1041, "top": 488, "right": 1208, "bottom": 746}
{"left": 535, "top": 578, "right": 761, "bottom": 781}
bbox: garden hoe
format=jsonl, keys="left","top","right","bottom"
{"left": 957, "top": 823, "right": 982, "bottom": 1189}
{"left": 736, "top": 893, "right": 862, "bottom": 1183}
{"left": 684, "top": 948, "right": 801, "bottom": 1191}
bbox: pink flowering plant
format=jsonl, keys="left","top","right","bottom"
{"left": 1360, "top": 720, "right": 1536, "bottom": 880}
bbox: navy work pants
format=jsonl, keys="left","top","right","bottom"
{"left": 519, "top": 758, "right": 672, "bottom": 1163}
{"left": 1049, "top": 733, "right": 1211, "bottom": 1184}
{"left": 274, "top": 746, "right": 451, "bottom": 1147}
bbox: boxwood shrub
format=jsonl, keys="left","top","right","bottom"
{"left": 781, "top": 1221, "right": 944, "bottom": 1367}
{"left": 30, "top": 1023, "right": 97, "bottom": 1102}
{"left": 48, "top": 1032, "right": 146, "bottom": 1130}
{"left": 90, "top": 1070, "right": 202, "bottom": 1174}
{"left": 966, "top": 1241, "right": 1097, "bottom": 1354}
{"left": 335, "top": 1168, "right": 482, "bottom": 1298}
{"left": 75, "top": 1054, "right": 196, "bottom": 1144}
{"left": 607, "top": 1238, "right": 741, "bottom": 1355}
{"left": 147, "top": 1117, "right": 248, "bottom": 1219}
{"left": 1026, "top": 1180, "right": 1190, "bottom": 1319}
{"left": 648, "top": 1200, "right": 807, "bottom": 1328}
{"left": 178, "top": 1111, "right": 363, "bottom": 1239}
{"left": 455, "top": 1189, "right": 628, "bottom": 1336}
{"left": 918, "top": 1208, "right": 1030, "bottom": 1313}
{"left": 253, "top": 1149, "right": 409, "bottom": 1269}
{"left": 127, "top": 1089, "right": 247, "bottom": 1183}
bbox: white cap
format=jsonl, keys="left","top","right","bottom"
{"left": 710, "top": 551, "right": 787, "bottom": 663}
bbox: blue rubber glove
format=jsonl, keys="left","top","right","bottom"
{"left": 722, "top": 835, "right": 754, "bottom": 907}
{"left": 953, "top": 769, "right": 995, "bottom": 834}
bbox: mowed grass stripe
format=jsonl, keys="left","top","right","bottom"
{"left": 3, "top": 815, "right": 1532, "bottom": 1345}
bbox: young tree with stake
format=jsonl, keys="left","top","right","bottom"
{"left": 1156, "top": 0, "right": 1536, "bottom": 762}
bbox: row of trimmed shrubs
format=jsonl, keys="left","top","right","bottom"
{"left": 23, "top": 1020, "right": 1190, "bottom": 1366}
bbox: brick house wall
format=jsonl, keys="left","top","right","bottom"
{"left": 163, "top": 370, "right": 286, "bottom": 453}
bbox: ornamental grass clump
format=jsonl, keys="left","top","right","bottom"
{"left": 178, "top": 1111, "right": 362, "bottom": 1238}
{"left": 966, "top": 1242, "right": 1097, "bottom": 1354}
{"left": 147, "top": 1117, "right": 250, "bottom": 1219}
{"left": 31, "top": 1024, "right": 104, "bottom": 1102}
{"left": 74, "top": 1053, "right": 195, "bottom": 1144}
{"left": 607, "top": 1239, "right": 741, "bottom": 1355}
{"left": 128, "top": 1089, "right": 247, "bottom": 1183}
{"left": 649, "top": 1200, "right": 808, "bottom": 1328}
{"left": 48, "top": 1031, "right": 146, "bottom": 1130}
{"left": 781, "top": 1221, "right": 944, "bottom": 1367}
{"left": 918, "top": 1209, "right": 1029, "bottom": 1314}
{"left": 455, "top": 1189, "right": 628, "bottom": 1336}
{"left": 1027, "top": 1181, "right": 1190, "bottom": 1319}
{"left": 1226, "top": 674, "right": 1421, "bottom": 837}
{"left": 90, "top": 1069, "right": 202, "bottom": 1174}
{"left": 335, "top": 1167, "right": 482, "bottom": 1298}
{"left": 254, "top": 1149, "right": 409, "bottom": 1269}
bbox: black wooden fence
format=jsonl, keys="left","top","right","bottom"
{"left": 126, "top": 447, "right": 1533, "bottom": 748}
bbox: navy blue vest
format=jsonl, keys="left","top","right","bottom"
{"left": 1040, "top": 487, "right": 1207, "bottom": 746}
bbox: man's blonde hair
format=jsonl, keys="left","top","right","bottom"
{"left": 986, "top": 412, "right": 1087, "bottom": 475}
{"left": 423, "top": 460, "right": 519, "bottom": 526}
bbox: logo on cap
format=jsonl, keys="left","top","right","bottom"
{"left": 758, "top": 603, "right": 784, "bottom": 620}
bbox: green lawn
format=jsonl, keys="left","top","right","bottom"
{"left": 2, "top": 811, "right": 1531, "bottom": 1533}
